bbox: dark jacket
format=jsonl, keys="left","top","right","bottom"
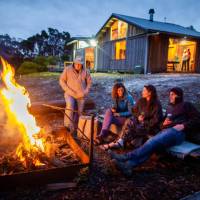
{"left": 162, "top": 102, "right": 200, "bottom": 142}
{"left": 132, "top": 98, "right": 163, "bottom": 135}
{"left": 112, "top": 93, "right": 135, "bottom": 117}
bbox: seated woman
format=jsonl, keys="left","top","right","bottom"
{"left": 109, "top": 87, "right": 200, "bottom": 177}
{"left": 102, "top": 85, "right": 163, "bottom": 150}
{"left": 95, "top": 82, "right": 135, "bottom": 144}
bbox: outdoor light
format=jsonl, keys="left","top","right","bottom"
{"left": 90, "top": 39, "right": 97, "bottom": 47}
{"left": 180, "top": 39, "right": 187, "bottom": 45}
{"left": 79, "top": 41, "right": 89, "bottom": 48}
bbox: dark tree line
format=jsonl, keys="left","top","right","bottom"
{"left": 0, "top": 28, "right": 71, "bottom": 66}
{"left": 0, "top": 34, "right": 23, "bottom": 67}
{"left": 20, "top": 28, "right": 70, "bottom": 57}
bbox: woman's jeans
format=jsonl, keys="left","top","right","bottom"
{"left": 100, "top": 109, "right": 127, "bottom": 137}
{"left": 64, "top": 94, "right": 85, "bottom": 131}
{"left": 126, "top": 128, "right": 185, "bottom": 165}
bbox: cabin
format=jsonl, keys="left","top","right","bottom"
{"left": 95, "top": 10, "right": 200, "bottom": 73}
{"left": 65, "top": 37, "right": 96, "bottom": 70}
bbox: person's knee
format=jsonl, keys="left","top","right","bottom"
{"left": 105, "top": 108, "right": 113, "bottom": 117}
{"left": 146, "top": 132, "right": 164, "bottom": 145}
{"left": 66, "top": 102, "right": 74, "bottom": 109}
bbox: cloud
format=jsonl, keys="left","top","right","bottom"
{"left": 0, "top": 0, "right": 199, "bottom": 39}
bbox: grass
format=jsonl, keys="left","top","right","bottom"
{"left": 17, "top": 72, "right": 61, "bottom": 78}
{"left": 17, "top": 71, "right": 139, "bottom": 79}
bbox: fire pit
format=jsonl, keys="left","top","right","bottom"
{"left": 0, "top": 127, "right": 90, "bottom": 189}
{"left": 0, "top": 57, "right": 93, "bottom": 189}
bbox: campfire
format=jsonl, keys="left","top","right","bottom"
{"left": 0, "top": 58, "right": 83, "bottom": 177}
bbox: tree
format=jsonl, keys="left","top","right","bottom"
{"left": 1, "top": 28, "right": 71, "bottom": 64}
{"left": 0, "top": 34, "right": 23, "bottom": 67}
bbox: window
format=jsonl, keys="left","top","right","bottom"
{"left": 167, "top": 38, "right": 196, "bottom": 72}
{"left": 111, "top": 21, "right": 118, "bottom": 40}
{"left": 111, "top": 20, "right": 127, "bottom": 40}
{"left": 118, "top": 21, "right": 127, "bottom": 38}
{"left": 115, "top": 40, "right": 126, "bottom": 60}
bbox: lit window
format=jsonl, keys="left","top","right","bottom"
{"left": 118, "top": 21, "right": 127, "bottom": 38}
{"left": 111, "top": 21, "right": 118, "bottom": 40}
{"left": 111, "top": 20, "right": 127, "bottom": 40}
{"left": 115, "top": 40, "right": 126, "bottom": 60}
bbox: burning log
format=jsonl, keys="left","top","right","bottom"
{"left": 0, "top": 128, "right": 83, "bottom": 176}
{"left": 0, "top": 142, "right": 81, "bottom": 175}
{"left": 0, "top": 127, "right": 90, "bottom": 188}
{"left": 0, "top": 153, "right": 25, "bottom": 175}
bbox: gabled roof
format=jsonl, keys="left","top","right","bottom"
{"left": 96, "top": 13, "right": 200, "bottom": 38}
{"left": 67, "top": 36, "right": 93, "bottom": 46}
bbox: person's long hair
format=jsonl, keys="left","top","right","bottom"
{"left": 143, "top": 84, "right": 158, "bottom": 108}
{"left": 111, "top": 82, "right": 127, "bottom": 100}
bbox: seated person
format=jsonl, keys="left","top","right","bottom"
{"left": 96, "top": 82, "right": 135, "bottom": 144}
{"left": 109, "top": 87, "right": 200, "bottom": 176}
{"left": 102, "top": 85, "right": 163, "bottom": 150}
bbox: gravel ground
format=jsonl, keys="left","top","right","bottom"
{"left": 0, "top": 72, "right": 200, "bottom": 200}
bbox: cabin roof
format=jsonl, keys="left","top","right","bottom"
{"left": 96, "top": 13, "right": 200, "bottom": 38}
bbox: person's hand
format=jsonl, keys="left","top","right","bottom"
{"left": 113, "top": 112, "right": 120, "bottom": 117}
{"left": 138, "top": 115, "right": 144, "bottom": 123}
{"left": 83, "top": 89, "right": 89, "bottom": 96}
{"left": 173, "top": 124, "right": 185, "bottom": 131}
{"left": 111, "top": 108, "right": 116, "bottom": 113}
{"left": 163, "top": 118, "right": 172, "bottom": 126}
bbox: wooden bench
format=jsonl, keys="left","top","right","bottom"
{"left": 167, "top": 141, "right": 200, "bottom": 159}
{"left": 79, "top": 111, "right": 200, "bottom": 160}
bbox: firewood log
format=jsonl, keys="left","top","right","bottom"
{"left": 50, "top": 157, "right": 66, "bottom": 167}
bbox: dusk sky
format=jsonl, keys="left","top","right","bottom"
{"left": 0, "top": 0, "right": 200, "bottom": 39}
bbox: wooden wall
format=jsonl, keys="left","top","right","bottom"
{"left": 110, "top": 60, "right": 127, "bottom": 71}
{"left": 98, "top": 28, "right": 110, "bottom": 45}
{"left": 126, "top": 35, "right": 147, "bottom": 72}
{"left": 97, "top": 35, "right": 147, "bottom": 72}
{"left": 128, "top": 25, "right": 145, "bottom": 37}
{"left": 148, "top": 34, "right": 169, "bottom": 73}
{"left": 194, "top": 40, "right": 200, "bottom": 73}
{"left": 97, "top": 41, "right": 112, "bottom": 71}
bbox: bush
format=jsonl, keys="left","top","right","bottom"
{"left": 17, "top": 61, "right": 47, "bottom": 74}
{"left": 33, "top": 56, "right": 48, "bottom": 67}
{"left": 47, "top": 56, "right": 59, "bottom": 65}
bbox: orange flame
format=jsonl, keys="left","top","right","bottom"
{"left": 0, "top": 57, "right": 44, "bottom": 167}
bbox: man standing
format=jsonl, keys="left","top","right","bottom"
{"left": 59, "top": 56, "right": 92, "bottom": 133}
{"left": 109, "top": 87, "right": 200, "bottom": 176}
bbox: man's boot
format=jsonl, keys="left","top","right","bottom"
{"left": 108, "top": 149, "right": 128, "bottom": 161}
{"left": 111, "top": 159, "right": 137, "bottom": 177}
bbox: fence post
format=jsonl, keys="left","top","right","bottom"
{"left": 89, "top": 115, "right": 94, "bottom": 172}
